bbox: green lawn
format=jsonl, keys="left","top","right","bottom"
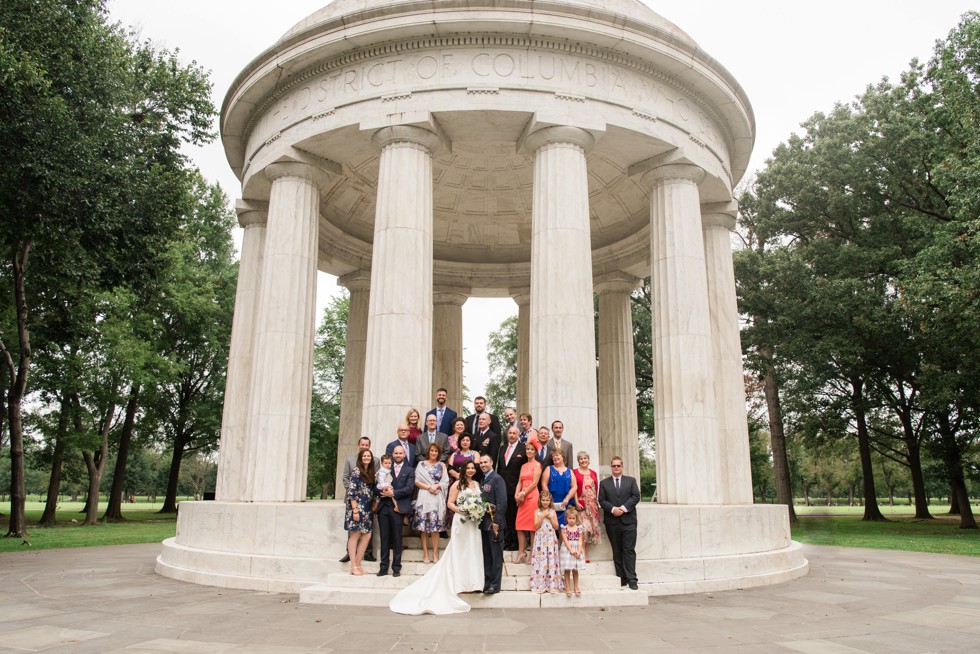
{"left": 792, "top": 514, "right": 980, "bottom": 557}
{"left": 0, "top": 500, "right": 177, "bottom": 553}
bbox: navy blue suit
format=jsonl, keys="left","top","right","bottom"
{"left": 377, "top": 460, "right": 414, "bottom": 573}
{"left": 425, "top": 406, "right": 457, "bottom": 435}
{"left": 479, "top": 469, "right": 508, "bottom": 592}
{"left": 385, "top": 439, "right": 415, "bottom": 468}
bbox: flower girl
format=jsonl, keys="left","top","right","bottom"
{"left": 559, "top": 506, "right": 586, "bottom": 596}
{"left": 529, "top": 491, "right": 564, "bottom": 593}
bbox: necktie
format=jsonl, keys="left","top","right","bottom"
{"left": 396, "top": 464, "right": 402, "bottom": 477}
{"left": 438, "top": 407, "right": 444, "bottom": 423}
{"left": 615, "top": 477, "right": 620, "bottom": 492}
{"left": 506, "top": 443, "right": 514, "bottom": 464}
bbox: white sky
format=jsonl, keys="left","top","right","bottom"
{"left": 107, "top": 0, "right": 977, "bottom": 408}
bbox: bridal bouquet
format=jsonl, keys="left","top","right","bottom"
{"left": 456, "top": 488, "right": 489, "bottom": 523}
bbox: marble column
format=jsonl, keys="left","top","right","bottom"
{"left": 525, "top": 126, "right": 599, "bottom": 461}
{"left": 645, "top": 164, "right": 723, "bottom": 505}
{"left": 242, "top": 162, "right": 322, "bottom": 502}
{"left": 361, "top": 126, "right": 441, "bottom": 452}
{"left": 513, "top": 290, "right": 530, "bottom": 415}
{"left": 702, "top": 204, "right": 754, "bottom": 504}
{"left": 215, "top": 200, "right": 267, "bottom": 502}
{"left": 595, "top": 273, "right": 641, "bottom": 479}
{"left": 334, "top": 270, "right": 370, "bottom": 493}
{"left": 432, "top": 290, "right": 466, "bottom": 413}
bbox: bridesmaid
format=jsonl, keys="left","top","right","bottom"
{"left": 542, "top": 449, "right": 577, "bottom": 527}
{"left": 514, "top": 441, "right": 542, "bottom": 564}
{"left": 572, "top": 451, "right": 601, "bottom": 562}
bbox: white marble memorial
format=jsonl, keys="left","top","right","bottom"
{"left": 158, "top": 0, "right": 807, "bottom": 603}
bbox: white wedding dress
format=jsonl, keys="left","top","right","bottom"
{"left": 389, "top": 484, "right": 486, "bottom": 615}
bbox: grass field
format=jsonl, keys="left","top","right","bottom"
{"left": 2, "top": 500, "right": 978, "bottom": 557}
{"left": 0, "top": 500, "right": 178, "bottom": 553}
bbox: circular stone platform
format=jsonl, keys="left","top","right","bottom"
{"left": 156, "top": 501, "right": 807, "bottom": 607}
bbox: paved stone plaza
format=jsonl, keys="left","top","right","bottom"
{"left": 2, "top": 543, "right": 978, "bottom": 653}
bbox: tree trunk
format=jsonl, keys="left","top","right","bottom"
{"left": 934, "top": 414, "right": 977, "bottom": 529}
{"left": 850, "top": 379, "right": 886, "bottom": 521}
{"left": 38, "top": 394, "right": 70, "bottom": 526}
{"left": 949, "top": 474, "right": 976, "bottom": 529}
{"left": 760, "top": 348, "right": 797, "bottom": 523}
{"left": 802, "top": 479, "right": 811, "bottom": 507}
{"left": 159, "top": 432, "right": 187, "bottom": 514}
{"left": 948, "top": 484, "right": 960, "bottom": 515}
{"left": 103, "top": 385, "right": 140, "bottom": 522}
{"left": 3, "top": 242, "right": 32, "bottom": 539}
{"left": 906, "top": 441, "right": 933, "bottom": 519}
{"left": 80, "top": 391, "right": 115, "bottom": 526}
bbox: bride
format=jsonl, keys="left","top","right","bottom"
{"left": 389, "top": 460, "right": 485, "bottom": 614}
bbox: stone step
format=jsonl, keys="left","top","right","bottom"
{"left": 323, "top": 569, "right": 626, "bottom": 590}
{"left": 385, "top": 549, "right": 614, "bottom": 572}
{"left": 299, "top": 583, "right": 648, "bottom": 609}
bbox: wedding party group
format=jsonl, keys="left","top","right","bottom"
{"left": 341, "top": 389, "right": 642, "bottom": 615}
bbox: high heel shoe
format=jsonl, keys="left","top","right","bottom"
{"left": 351, "top": 566, "right": 364, "bottom": 576}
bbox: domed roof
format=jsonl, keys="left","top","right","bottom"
{"left": 279, "top": 0, "right": 699, "bottom": 49}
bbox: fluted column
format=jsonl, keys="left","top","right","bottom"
{"left": 514, "top": 291, "right": 531, "bottom": 414}
{"left": 645, "top": 164, "right": 723, "bottom": 505}
{"left": 334, "top": 270, "right": 371, "bottom": 493}
{"left": 525, "top": 126, "right": 599, "bottom": 461}
{"left": 596, "top": 273, "right": 640, "bottom": 479}
{"left": 242, "top": 162, "right": 321, "bottom": 502}
{"left": 215, "top": 201, "right": 267, "bottom": 501}
{"left": 361, "top": 126, "right": 441, "bottom": 452}
{"left": 703, "top": 204, "right": 754, "bottom": 504}
{"left": 432, "top": 290, "right": 466, "bottom": 412}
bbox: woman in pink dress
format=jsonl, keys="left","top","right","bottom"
{"left": 572, "top": 451, "right": 601, "bottom": 562}
{"left": 514, "top": 441, "right": 541, "bottom": 564}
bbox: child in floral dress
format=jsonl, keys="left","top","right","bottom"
{"left": 529, "top": 491, "right": 564, "bottom": 593}
{"left": 559, "top": 506, "right": 586, "bottom": 596}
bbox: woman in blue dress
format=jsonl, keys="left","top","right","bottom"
{"left": 541, "top": 449, "right": 577, "bottom": 527}
{"left": 344, "top": 449, "right": 377, "bottom": 575}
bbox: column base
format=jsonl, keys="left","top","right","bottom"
{"left": 156, "top": 502, "right": 808, "bottom": 604}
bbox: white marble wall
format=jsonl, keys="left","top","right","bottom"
{"left": 527, "top": 126, "right": 600, "bottom": 461}
{"left": 432, "top": 291, "right": 466, "bottom": 413}
{"left": 334, "top": 270, "right": 370, "bottom": 492}
{"left": 514, "top": 292, "right": 530, "bottom": 416}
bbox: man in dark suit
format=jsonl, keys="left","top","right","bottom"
{"left": 478, "top": 454, "right": 507, "bottom": 593}
{"left": 464, "top": 395, "right": 501, "bottom": 437}
{"left": 415, "top": 413, "right": 449, "bottom": 463}
{"left": 495, "top": 425, "right": 527, "bottom": 551}
{"left": 597, "top": 456, "right": 641, "bottom": 590}
{"left": 425, "top": 387, "right": 457, "bottom": 435}
{"left": 473, "top": 412, "right": 500, "bottom": 465}
{"left": 377, "top": 444, "right": 414, "bottom": 577}
{"left": 385, "top": 425, "right": 415, "bottom": 468}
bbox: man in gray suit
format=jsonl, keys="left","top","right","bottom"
{"left": 598, "top": 455, "right": 640, "bottom": 590}
{"left": 415, "top": 413, "right": 449, "bottom": 463}
{"left": 548, "top": 420, "right": 574, "bottom": 467}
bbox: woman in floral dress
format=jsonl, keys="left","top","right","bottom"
{"left": 572, "top": 451, "right": 601, "bottom": 562}
{"left": 344, "top": 449, "right": 377, "bottom": 575}
{"left": 414, "top": 443, "right": 449, "bottom": 563}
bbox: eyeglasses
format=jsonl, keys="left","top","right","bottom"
{"left": 397, "top": 428, "right": 409, "bottom": 433}
{"left": 611, "top": 464, "right": 623, "bottom": 468}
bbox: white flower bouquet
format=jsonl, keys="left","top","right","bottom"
{"left": 456, "top": 488, "right": 489, "bottom": 523}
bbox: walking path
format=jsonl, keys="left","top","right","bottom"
{"left": 1, "top": 543, "right": 978, "bottom": 652}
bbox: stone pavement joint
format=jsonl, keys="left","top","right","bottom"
{"left": 1, "top": 543, "right": 978, "bottom": 653}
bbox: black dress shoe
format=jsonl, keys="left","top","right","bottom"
{"left": 339, "top": 554, "right": 350, "bottom": 563}
{"left": 392, "top": 570, "right": 401, "bottom": 577}
{"left": 620, "top": 579, "right": 628, "bottom": 587}
{"left": 629, "top": 582, "right": 639, "bottom": 590}
{"left": 377, "top": 569, "right": 388, "bottom": 577}
{"left": 485, "top": 587, "right": 499, "bottom": 595}
{"left": 364, "top": 553, "right": 377, "bottom": 562}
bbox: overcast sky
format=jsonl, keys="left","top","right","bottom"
{"left": 107, "top": 0, "right": 977, "bottom": 408}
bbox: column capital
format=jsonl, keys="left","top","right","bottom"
{"left": 235, "top": 199, "right": 268, "bottom": 228}
{"left": 264, "top": 161, "right": 330, "bottom": 187}
{"left": 433, "top": 288, "right": 468, "bottom": 306}
{"left": 642, "top": 163, "right": 705, "bottom": 187}
{"left": 594, "top": 272, "right": 641, "bottom": 295}
{"left": 519, "top": 125, "right": 595, "bottom": 155}
{"left": 701, "top": 200, "right": 739, "bottom": 231}
{"left": 338, "top": 269, "right": 371, "bottom": 293}
{"left": 372, "top": 125, "right": 444, "bottom": 153}
{"left": 510, "top": 287, "right": 531, "bottom": 307}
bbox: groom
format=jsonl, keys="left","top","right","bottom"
{"left": 478, "top": 454, "right": 507, "bottom": 594}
